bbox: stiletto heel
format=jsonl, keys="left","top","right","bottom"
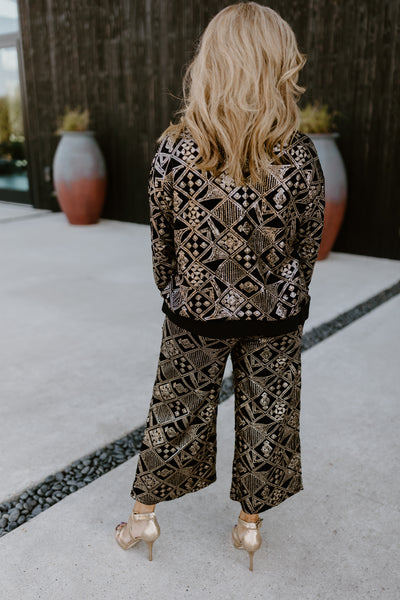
{"left": 248, "top": 550, "right": 255, "bottom": 571}
{"left": 146, "top": 540, "right": 154, "bottom": 561}
{"left": 232, "top": 516, "right": 263, "bottom": 571}
{"left": 115, "top": 510, "right": 160, "bottom": 560}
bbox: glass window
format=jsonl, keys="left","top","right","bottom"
{"left": 0, "top": 1, "right": 19, "bottom": 35}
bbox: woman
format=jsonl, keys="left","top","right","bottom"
{"left": 115, "top": 2, "right": 325, "bottom": 571}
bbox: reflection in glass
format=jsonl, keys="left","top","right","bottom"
{"left": 0, "top": 44, "right": 28, "bottom": 193}
{"left": 0, "top": 0, "right": 19, "bottom": 35}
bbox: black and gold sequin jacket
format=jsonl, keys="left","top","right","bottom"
{"left": 148, "top": 129, "right": 325, "bottom": 338}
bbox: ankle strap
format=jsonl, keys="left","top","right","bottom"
{"left": 132, "top": 511, "right": 156, "bottom": 519}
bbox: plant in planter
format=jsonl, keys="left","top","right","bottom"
{"left": 53, "top": 105, "right": 107, "bottom": 225}
{"left": 299, "top": 101, "right": 347, "bottom": 260}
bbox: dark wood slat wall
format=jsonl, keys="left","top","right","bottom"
{"left": 17, "top": 0, "right": 400, "bottom": 258}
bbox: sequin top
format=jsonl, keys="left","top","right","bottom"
{"left": 148, "top": 128, "right": 325, "bottom": 338}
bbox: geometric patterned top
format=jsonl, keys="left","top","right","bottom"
{"left": 148, "top": 127, "right": 325, "bottom": 338}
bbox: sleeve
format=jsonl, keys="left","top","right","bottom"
{"left": 148, "top": 142, "right": 177, "bottom": 298}
{"left": 292, "top": 139, "right": 326, "bottom": 290}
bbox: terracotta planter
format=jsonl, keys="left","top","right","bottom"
{"left": 53, "top": 131, "right": 107, "bottom": 225}
{"left": 309, "top": 132, "right": 347, "bottom": 260}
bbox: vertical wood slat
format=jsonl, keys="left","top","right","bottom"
{"left": 16, "top": 0, "right": 400, "bottom": 258}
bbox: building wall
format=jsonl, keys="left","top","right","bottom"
{"left": 17, "top": 0, "right": 400, "bottom": 259}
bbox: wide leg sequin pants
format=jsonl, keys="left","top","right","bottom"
{"left": 130, "top": 315, "right": 304, "bottom": 514}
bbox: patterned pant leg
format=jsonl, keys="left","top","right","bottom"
{"left": 229, "top": 324, "right": 304, "bottom": 514}
{"left": 130, "top": 316, "right": 233, "bottom": 505}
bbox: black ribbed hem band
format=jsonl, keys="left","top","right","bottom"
{"left": 161, "top": 298, "right": 310, "bottom": 339}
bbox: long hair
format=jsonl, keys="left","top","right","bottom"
{"left": 159, "top": 2, "right": 307, "bottom": 185}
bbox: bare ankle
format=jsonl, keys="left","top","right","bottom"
{"left": 240, "top": 509, "right": 259, "bottom": 523}
{"left": 134, "top": 501, "right": 156, "bottom": 514}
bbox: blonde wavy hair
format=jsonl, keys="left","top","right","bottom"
{"left": 159, "top": 2, "right": 307, "bottom": 185}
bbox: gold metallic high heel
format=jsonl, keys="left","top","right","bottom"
{"left": 115, "top": 510, "right": 160, "bottom": 561}
{"left": 232, "top": 516, "right": 263, "bottom": 571}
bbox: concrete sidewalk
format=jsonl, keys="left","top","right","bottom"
{"left": 0, "top": 203, "right": 399, "bottom": 599}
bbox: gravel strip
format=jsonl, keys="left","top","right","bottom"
{"left": 0, "top": 425, "right": 145, "bottom": 537}
{"left": 1, "top": 278, "right": 399, "bottom": 537}
{"left": 301, "top": 279, "right": 400, "bottom": 350}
